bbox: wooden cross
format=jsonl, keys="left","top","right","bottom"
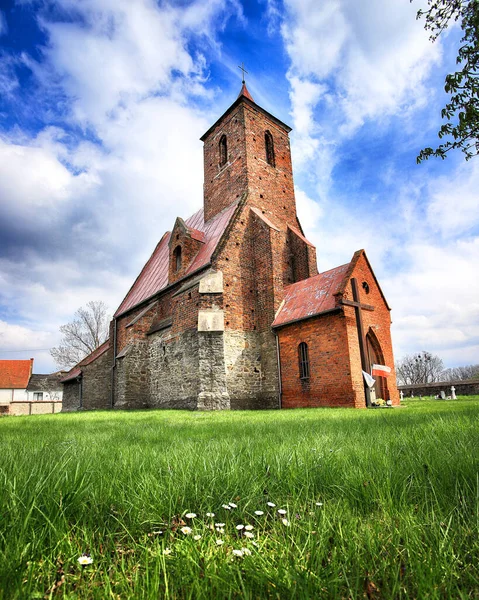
{"left": 238, "top": 62, "right": 248, "bottom": 84}
{"left": 341, "top": 278, "right": 375, "bottom": 407}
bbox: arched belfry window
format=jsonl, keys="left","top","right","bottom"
{"left": 174, "top": 246, "right": 182, "bottom": 272}
{"left": 219, "top": 134, "right": 227, "bottom": 167}
{"left": 298, "top": 342, "right": 310, "bottom": 379}
{"left": 265, "top": 130, "right": 275, "bottom": 167}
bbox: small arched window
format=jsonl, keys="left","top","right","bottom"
{"left": 265, "top": 130, "right": 275, "bottom": 167}
{"left": 298, "top": 342, "right": 310, "bottom": 380}
{"left": 219, "top": 134, "right": 227, "bottom": 167}
{"left": 174, "top": 246, "right": 182, "bottom": 272}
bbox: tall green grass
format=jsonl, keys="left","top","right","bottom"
{"left": 1, "top": 400, "right": 478, "bottom": 598}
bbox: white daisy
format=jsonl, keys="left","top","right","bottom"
{"left": 216, "top": 539, "right": 224, "bottom": 546}
{"left": 193, "top": 535, "right": 202, "bottom": 541}
{"left": 229, "top": 502, "right": 237, "bottom": 508}
{"left": 236, "top": 524, "right": 244, "bottom": 530}
{"left": 77, "top": 555, "right": 93, "bottom": 565}
{"left": 267, "top": 502, "right": 276, "bottom": 507}
{"left": 232, "top": 549, "right": 243, "bottom": 557}
{"left": 244, "top": 525, "right": 254, "bottom": 531}
{"left": 241, "top": 547, "right": 252, "bottom": 556}
{"left": 180, "top": 526, "right": 192, "bottom": 535}
{"left": 254, "top": 510, "right": 264, "bottom": 516}
{"left": 315, "top": 502, "right": 323, "bottom": 507}
{"left": 163, "top": 548, "right": 172, "bottom": 555}
{"left": 277, "top": 509, "right": 287, "bottom": 515}
{"left": 281, "top": 519, "right": 290, "bottom": 526}
{"left": 215, "top": 523, "right": 225, "bottom": 528}
{"left": 216, "top": 527, "right": 225, "bottom": 534}
{"left": 206, "top": 512, "right": 215, "bottom": 517}
{"left": 185, "top": 513, "right": 197, "bottom": 519}
{"left": 244, "top": 531, "right": 254, "bottom": 539}
{"left": 222, "top": 504, "right": 231, "bottom": 510}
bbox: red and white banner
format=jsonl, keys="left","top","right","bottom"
{"left": 371, "top": 364, "right": 391, "bottom": 377}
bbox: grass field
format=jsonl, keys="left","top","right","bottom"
{"left": 1, "top": 398, "right": 478, "bottom": 599}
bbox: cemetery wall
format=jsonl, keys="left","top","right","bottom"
{"left": 398, "top": 379, "right": 479, "bottom": 397}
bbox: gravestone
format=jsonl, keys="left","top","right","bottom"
{"left": 451, "top": 386, "right": 457, "bottom": 399}
{"left": 440, "top": 390, "right": 446, "bottom": 399}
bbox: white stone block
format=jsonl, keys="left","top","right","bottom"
{"left": 199, "top": 271, "right": 223, "bottom": 294}
{"left": 198, "top": 310, "right": 225, "bottom": 332}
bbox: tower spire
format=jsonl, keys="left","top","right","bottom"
{"left": 237, "top": 62, "right": 254, "bottom": 102}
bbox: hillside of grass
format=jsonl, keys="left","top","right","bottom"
{"left": 1, "top": 399, "right": 478, "bottom": 599}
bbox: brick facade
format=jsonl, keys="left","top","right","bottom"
{"left": 62, "top": 85, "right": 399, "bottom": 412}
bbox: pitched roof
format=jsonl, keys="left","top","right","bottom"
{"left": 272, "top": 249, "right": 391, "bottom": 328}
{"left": 114, "top": 202, "right": 239, "bottom": 317}
{"left": 272, "top": 264, "right": 349, "bottom": 328}
{"left": 26, "top": 372, "right": 65, "bottom": 392}
{"left": 0, "top": 359, "right": 33, "bottom": 389}
{"left": 60, "top": 340, "right": 110, "bottom": 383}
{"left": 237, "top": 82, "right": 254, "bottom": 102}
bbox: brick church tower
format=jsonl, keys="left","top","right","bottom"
{"left": 61, "top": 83, "right": 399, "bottom": 411}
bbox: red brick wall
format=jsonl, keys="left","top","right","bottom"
{"left": 203, "top": 104, "right": 248, "bottom": 223}
{"left": 278, "top": 312, "right": 356, "bottom": 408}
{"left": 278, "top": 252, "right": 400, "bottom": 409}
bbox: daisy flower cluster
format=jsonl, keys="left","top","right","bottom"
{"left": 77, "top": 499, "right": 324, "bottom": 566}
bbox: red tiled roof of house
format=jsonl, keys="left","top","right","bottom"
{"left": 272, "top": 264, "right": 350, "bottom": 328}
{"left": 114, "top": 202, "right": 239, "bottom": 317}
{"left": 0, "top": 359, "right": 34, "bottom": 389}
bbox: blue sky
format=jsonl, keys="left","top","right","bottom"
{"left": 0, "top": 0, "right": 478, "bottom": 374}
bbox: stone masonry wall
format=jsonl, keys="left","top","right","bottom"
{"left": 81, "top": 348, "right": 112, "bottom": 410}
{"left": 225, "top": 330, "right": 278, "bottom": 409}
{"left": 148, "top": 329, "right": 199, "bottom": 409}
{"left": 114, "top": 341, "right": 149, "bottom": 409}
{"left": 62, "top": 380, "right": 81, "bottom": 411}
{"left": 398, "top": 380, "right": 479, "bottom": 397}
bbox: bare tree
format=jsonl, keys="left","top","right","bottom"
{"left": 441, "top": 364, "right": 479, "bottom": 381}
{"left": 50, "top": 301, "right": 110, "bottom": 369}
{"left": 396, "top": 351, "right": 444, "bottom": 385}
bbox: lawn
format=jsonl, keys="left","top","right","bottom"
{"left": 0, "top": 399, "right": 478, "bottom": 599}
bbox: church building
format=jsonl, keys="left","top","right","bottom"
{"left": 61, "top": 83, "right": 399, "bottom": 411}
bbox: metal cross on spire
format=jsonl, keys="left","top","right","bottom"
{"left": 238, "top": 62, "right": 248, "bottom": 84}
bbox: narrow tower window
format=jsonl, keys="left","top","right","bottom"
{"left": 174, "top": 246, "right": 182, "bottom": 272}
{"left": 298, "top": 342, "right": 310, "bottom": 379}
{"left": 219, "top": 134, "right": 227, "bottom": 167}
{"left": 265, "top": 130, "right": 275, "bottom": 167}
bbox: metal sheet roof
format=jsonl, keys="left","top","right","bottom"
{"left": 114, "top": 202, "right": 238, "bottom": 317}
{"left": 60, "top": 340, "right": 110, "bottom": 383}
{"left": 272, "top": 263, "right": 350, "bottom": 328}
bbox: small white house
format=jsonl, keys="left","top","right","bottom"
{"left": 0, "top": 359, "right": 64, "bottom": 415}
{"left": 0, "top": 358, "right": 33, "bottom": 414}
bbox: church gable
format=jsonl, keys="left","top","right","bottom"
{"left": 168, "top": 217, "right": 206, "bottom": 284}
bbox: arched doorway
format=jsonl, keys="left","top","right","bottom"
{"left": 366, "top": 329, "right": 389, "bottom": 401}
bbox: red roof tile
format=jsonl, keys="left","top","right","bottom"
{"left": 114, "top": 202, "right": 239, "bottom": 317}
{"left": 272, "top": 264, "right": 350, "bottom": 328}
{"left": 0, "top": 359, "right": 33, "bottom": 389}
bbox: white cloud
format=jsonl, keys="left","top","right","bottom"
{"left": 426, "top": 160, "right": 479, "bottom": 237}
{"left": 282, "top": 0, "right": 441, "bottom": 133}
